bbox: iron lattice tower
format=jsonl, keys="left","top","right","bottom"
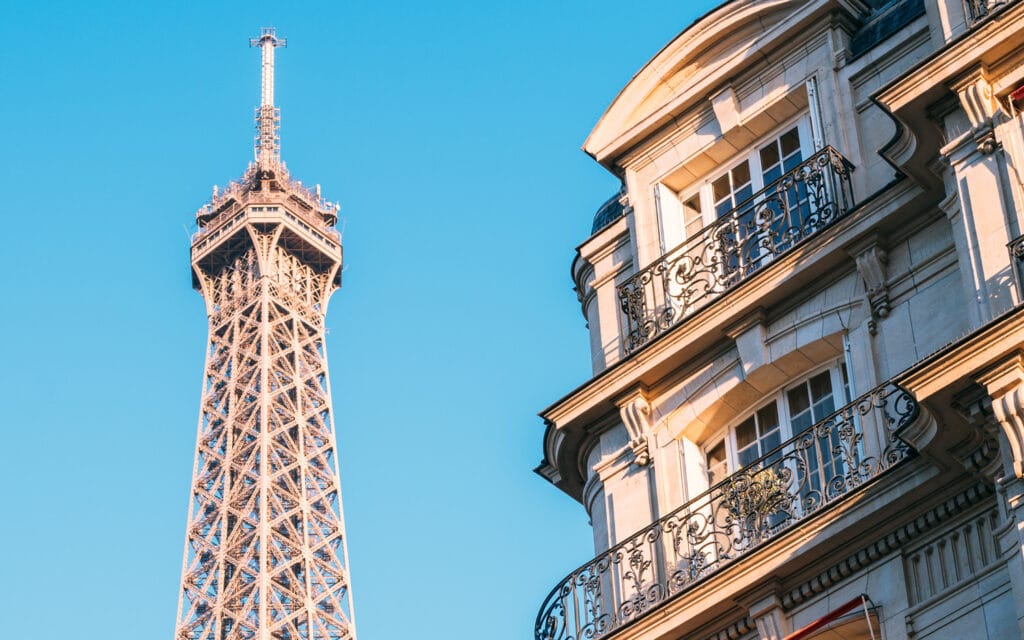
{"left": 175, "top": 28, "right": 355, "bottom": 640}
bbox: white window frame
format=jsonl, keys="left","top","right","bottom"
{"left": 659, "top": 115, "right": 816, "bottom": 251}
{"left": 701, "top": 361, "right": 849, "bottom": 482}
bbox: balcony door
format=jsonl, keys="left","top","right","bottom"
{"left": 714, "top": 123, "right": 810, "bottom": 275}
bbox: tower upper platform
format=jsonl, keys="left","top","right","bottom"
{"left": 189, "top": 28, "right": 342, "bottom": 294}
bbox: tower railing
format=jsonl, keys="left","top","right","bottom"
{"left": 193, "top": 169, "right": 340, "bottom": 242}
{"left": 617, "top": 146, "right": 855, "bottom": 353}
{"left": 534, "top": 381, "right": 918, "bottom": 640}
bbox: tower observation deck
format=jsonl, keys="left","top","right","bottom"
{"left": 175, "top": 28, "right": 355, "bottom": 640}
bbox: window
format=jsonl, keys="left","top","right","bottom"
{"left": 663, "top": 118, "right": 814, "bottom": 245}
{"left": 702, "top": 364, "right": 849, "bottom": 485}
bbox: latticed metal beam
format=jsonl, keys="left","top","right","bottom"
{"left": 175, "top": 30, "right": 355, "bottom": 640}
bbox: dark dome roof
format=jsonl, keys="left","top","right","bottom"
{"left": 591, "top": 194, "right": 624, "bottom": 234}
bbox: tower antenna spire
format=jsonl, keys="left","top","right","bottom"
{"left": 250, "top": 27, "right": 286, "bottom": 166}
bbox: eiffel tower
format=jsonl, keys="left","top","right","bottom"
{"left": 175, "top": 28, "right": 356, "bottom": 640}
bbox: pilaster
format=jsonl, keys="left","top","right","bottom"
{"left": 942, "top": 68, "right": 1017, "bottom": 324}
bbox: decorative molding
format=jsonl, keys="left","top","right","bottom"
{"left": 618, "top": 391, "right": 654, "bottom": 467}
{"left": 702, "top": 617, "right": 756, "bottom": 640}
{"left": 711, "top": 85, "right": 742, "bottom": 133}
{"left": 903, "top": 506, "right": 1000, "bottom": 606}
{"left": 951, "top": 68, "right": 1001, "bottom": 155}
{"left": 977, "top": 351, "right": 1024, "bottom": 478}
{"left": 781, "top": 482, "right": 996, "bottom": 610}
{"left": 739, "top": 588, "right": 789, "bottom": 640}
{"left": 895, "top": 405, "right": 938, "bottom": 456}
{"left": 951, "top": 385, "right": 1003, "bottom": 482}
{"left": 849, "top": 237, "right": 890, "bottom": 335}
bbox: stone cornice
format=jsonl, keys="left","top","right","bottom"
{"left": 585, "top": 0, "right": 867, "bottom": 169}
{"left": 873, "top": 1, "right": 1024, "bottom": 189}
{"left": 898, "top": 306, "right": 1024, "bottom": 401}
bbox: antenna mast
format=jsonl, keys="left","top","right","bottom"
{"left": 250, "top": 27, "right": 287, "bottom": 166}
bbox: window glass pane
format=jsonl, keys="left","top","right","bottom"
{"left": 787, "top": 383, "right": 810, "bottom": 416}
{"left": 713, "top": 174, "right": 731, "bottom": 203}
{"left": 707, "top": 441, "right": 726, "bottom": 466}
{"left": 706, "top": 440, "right": 727, "bottom": 484}
{"left": 761, "top": 429, "right": 782, "bottom": 456}
{"left": 682, "top": 194, "right": 703, "bottom": 238}
{"left": 736, "top": 417, "right": 757, "bottom": 449}
{"left": 813, "top": 396, "right": 836, "bottom": 421}
{"left": 762, "top": 164, "right": 782, "bottom": 187}
{"left": 682, "top": 194, "right": 702, "bottom": 218}
{"left": 780, "top": 127, "right": 800, "bottom": 156}
{"left": 735, "top": 184, "right": 754, "bottom": 207}
{"left": 757, "top": 402, "right": 779, "bottom": 434}
{"left": 738, "top": 443, "right": 759, "bottom": 468}
{"left": 809, "top": 372, "right": 833, "bottom": 402}
{"left": 760, "top": 141, "right": 780, "bottom": 170}
{"left": 732, "top": 161, "right": 751, "bottom": 189}
{"left": 783, "top": 152, "right": 803, "bottom": 173}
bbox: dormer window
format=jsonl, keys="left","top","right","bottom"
{"left": 702, "top": 363, "right": 850, "bottom": 485}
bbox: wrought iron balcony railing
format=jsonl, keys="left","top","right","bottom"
{"left": 535, "top": 382, "right": 917, "bottom": 640}
{"left": 618, "top": 146, "right": 855, "bottom": 353}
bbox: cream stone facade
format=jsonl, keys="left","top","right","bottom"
{"left": 534, "top": 1, "right": 1024, "bottom": 639}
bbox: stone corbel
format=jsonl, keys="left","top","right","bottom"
{"left": 711, "top": 85, "right": 742, "bottom": 134}
{"left": 951, "top": 69, "right": 1001, "bottom": 155}
{"left": 737, "top": 584, "right": 790, "bottom": 640}
{"left": 618, "top": 391, "right": 654, "bottom": 467}
{"left": 977, "top": 352, "right": 1024, "bottom": 479}
{"left": 951, "top": 385, "right": 1003, "bottom": 483}
{"left": 848, "top": 236, "right": 890, "bottom": 335}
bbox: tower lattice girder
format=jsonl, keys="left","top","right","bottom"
{"left": 176, "top": 28, "right": 355, "bottom": 640}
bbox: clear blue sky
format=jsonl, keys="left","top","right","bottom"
{"left": 0, "top": 2, "right": 719, "bottom": 638}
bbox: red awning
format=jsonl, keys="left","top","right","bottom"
{"left": 783, "top": 594, "right": 877, "bottom": 640}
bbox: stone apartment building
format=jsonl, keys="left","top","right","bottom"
{"left": 533, "top": 1, "right": 1024, "bottom": 638}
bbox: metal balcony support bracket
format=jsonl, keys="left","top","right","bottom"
{"left": 618, "top": 146, "right": 856, "bottom": 353}
{"left": 534, "top": 381, "right": 918, "bottom": 640}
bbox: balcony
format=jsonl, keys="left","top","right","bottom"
{"left": 535, "top": 382, "right": 917, "bottom": 640}
{"left": 618, "top": 147, "right": 855, "bottom": 353}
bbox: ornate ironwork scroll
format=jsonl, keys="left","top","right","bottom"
{"left": 535, "top": 382, "right": 918, "bottom": 640}
{"left": 617, "top": 146, "right": 855, "bottom": 353}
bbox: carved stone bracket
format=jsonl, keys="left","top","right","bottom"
{"left": 849, "top": 237, "right": 890, "bottom": 334}
{"left": 738, "top": 586, "right": 789, "bottom": 640}
{"left": 618, "top": 391, "right": 653, "bottom": 467}
{"left": 951, "top": 69, "right": 1002, "bottom": 156}
{"left": 952, "top": 385, "right": 1003, "bottom": 483}
{"left": 977, "top": 352, "right": 1024, "bottom": 479}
